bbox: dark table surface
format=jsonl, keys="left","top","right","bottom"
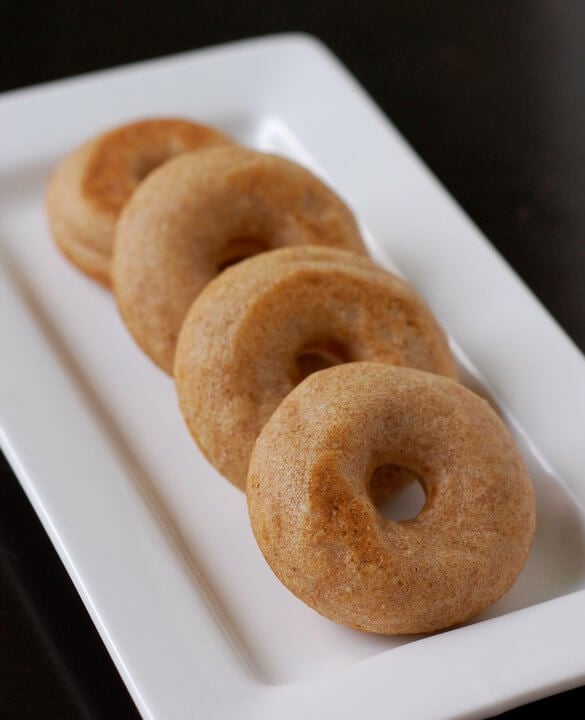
{"left": 2, "top": 1, "right": 585, "bottom": 718}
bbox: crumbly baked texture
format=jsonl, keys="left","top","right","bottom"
{"left": 46, "top": 119, "right": 535, "bottom": 637}
{"left": 247, "top": 362, "right": 536, "bottom": 635}
{"left": 112, "top": 146, "right": 368, "bottom": 374}
{"left": 45, "top": 118, "right": 232, "bottom": 285}
{"left": 174, "top": 246, "right": 458, "bottom": 490}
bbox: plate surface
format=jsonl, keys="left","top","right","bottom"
{"left": 1, "top": 33, "right": 585, "bottom": 720}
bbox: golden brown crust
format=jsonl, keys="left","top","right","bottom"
{"left": 113, "top": 146, "right": 369, "bottom": 373}
{"left": 174, "top": 246, "right": 458, "bottom": 490}
{"left": 83, "top": 119, "right": 227, "bottom": 216}
{"left": 45, "top": 118, "right": 232, "bottom": 285}
{"left": 247, "top": 363, "right": 536, "bottom": 635}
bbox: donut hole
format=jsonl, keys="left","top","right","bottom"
{"left": 216, "top": 237, "right": 269, "bottom": 272}
{"left": 369, "top": 464, "right": 427, "bottom": 521}
{"left": 293, "top": 340, "right": 351, "bottom": 382}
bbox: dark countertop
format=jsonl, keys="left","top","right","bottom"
{"left": 1, "top": 2, "right": 584, "bottom": 717}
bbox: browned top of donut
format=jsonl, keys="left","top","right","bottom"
{"left": 174, "top": 246, "right": 458, "bottom": 488}
{"left": 82, "top": 118, "right": 230, "bottom": 216}
{"left": 247, "top": 363, "right": 536, "bottom": 634}
{"left": 113, "top": 146, "right": 367, "bottom": 373}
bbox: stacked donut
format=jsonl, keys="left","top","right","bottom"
{"left": 46, "top": 118, "right": 535, "bottom": 635}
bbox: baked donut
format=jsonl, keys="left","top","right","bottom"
{"left": 247, "top": 362, "right": 536, "bottom": 635}
{"left": 174, "top": 246, "right": 458, "bottom": 490}
{"left": 112, "top": 145, "right": 368, "bottom": 373}
{"left": 46, "top": 117, "right": 232, "bottom": 285}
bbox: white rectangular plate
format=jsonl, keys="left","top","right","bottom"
{"left": 2, "top": 33, "right": 585, "bottom": 720}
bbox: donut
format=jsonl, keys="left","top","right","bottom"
{"left": 46, "top": 117, "right": 232, "bottom": 285}
{"left": 174, "top": 246, "right": 458, "bottom": 490}
{"left": 112, "top": 145, "right": 368, "bottom": 374}
{"left": 247, "top": 362, "right": 536, "bottom": 635}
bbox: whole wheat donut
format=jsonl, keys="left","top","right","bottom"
{"left": 46, "top": 118, "right": 232, "bottom": 285}
{"left": 247, "top": 362, "right": 536, "bottom": 635}
{"left": 174, "top": 246, "right": 457, "bottom": 490}
{"left": 112, "top": 145, "right": 368, "bottom": 374}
